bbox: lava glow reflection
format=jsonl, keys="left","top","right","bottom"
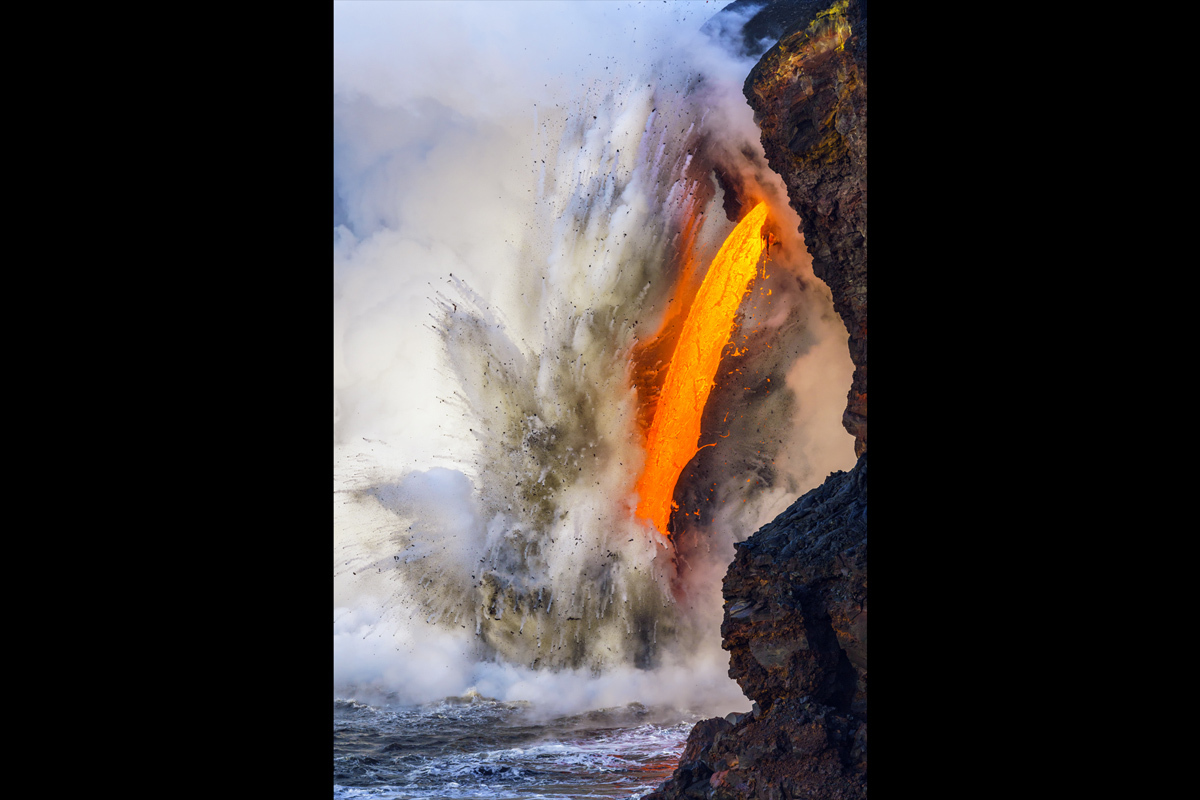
{"left": 635, "top": 201, "right": 770, "bottom": 539}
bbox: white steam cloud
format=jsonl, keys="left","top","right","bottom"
{"left": 334, "top": 0, "right": 855, "bottom": 714}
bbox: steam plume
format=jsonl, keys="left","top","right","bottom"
{"left": 334, "top": 0, "right": 855, "bottom": 713}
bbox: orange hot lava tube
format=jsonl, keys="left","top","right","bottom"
{"left": 635, "top": 201, "right": 770, "bottom": 539}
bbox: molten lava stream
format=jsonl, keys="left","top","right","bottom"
{"left": 635, "top": 201, "right": 770, "bottom": 540}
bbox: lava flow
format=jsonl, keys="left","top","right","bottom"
{"left": 635, "top": 201, "right": 770, "bottom": 540}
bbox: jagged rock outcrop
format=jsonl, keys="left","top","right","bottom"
{"left": 648, "top": 2, "right": 868, "bottom": 797}
{"left": 721, "top": 454, "right": 867, "bottom": 720}
{"left": 647, "top": 457, "right": 867, "bottom": 800}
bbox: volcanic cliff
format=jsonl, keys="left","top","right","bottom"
{"left": 648, "top": 1, "right": 868, "bottom": 797}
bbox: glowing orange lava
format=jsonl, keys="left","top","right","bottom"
{"left": 635, "top": 201, "right": 770, "bottom": 540}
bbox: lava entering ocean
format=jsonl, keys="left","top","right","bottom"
{"left": 334, "top": 1, "right": 856, "bottom": 708}
{"left": 635, "top": 201, "right": 770, "bottom": 542}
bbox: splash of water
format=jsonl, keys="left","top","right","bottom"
{"left": 333, "top": 1, "right": 856, "bottom": 708}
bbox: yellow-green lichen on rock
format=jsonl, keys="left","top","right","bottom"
{"left": 748, "top": 0, "right": 857, "bottom": 170}
{"left": 755, "top": 1, "right": 852, "bottom": 92}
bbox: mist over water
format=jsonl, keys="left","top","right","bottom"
{"left": 334, "top": 1, "right": 855, "bottom": 715}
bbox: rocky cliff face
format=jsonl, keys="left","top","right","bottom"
{"left": 648, "top": 457, "right": 867, "bottom": 800}
{"left": 747, "top": 0, "right": 867, "bottom": 459}
{"left": 648, "top": 2, "right": 868, "bottom": 798}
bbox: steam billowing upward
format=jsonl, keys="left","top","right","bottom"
{"left": 334, "top": 1, "right": 855, "bottom": 712}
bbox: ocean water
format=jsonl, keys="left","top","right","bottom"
{"left": 334, "top": 694, "right": 713, "bottom": 799}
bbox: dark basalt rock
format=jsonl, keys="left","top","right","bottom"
{"left": 723, "top": 455, "right": 867, "bottom": 717}
{"left": 649, "top": 2, "right": 868, "bottom": 797}
{"left": 649, "top": 458, "right": 867, "bottom": 800}
{"left": 744, "top": 0, "right": 868, "bottom": 459}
